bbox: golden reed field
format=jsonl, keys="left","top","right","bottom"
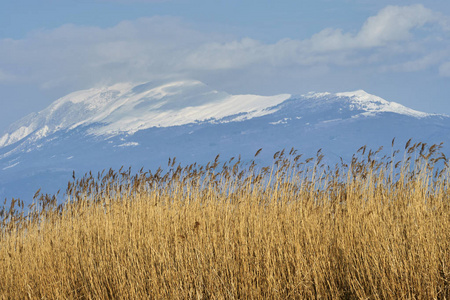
{"left": 1, "top": 140, "right": 450, "bottom": 299}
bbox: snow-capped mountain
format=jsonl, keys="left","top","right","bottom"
{"left": 1, "top": 79, "right": 449, "bottom": 202}
{"left": 0, "top": 80, "right": 290, "bottom": 148}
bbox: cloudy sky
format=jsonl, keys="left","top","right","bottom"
{"left": 1, "top": 0, "right": 449, "bottom": 133}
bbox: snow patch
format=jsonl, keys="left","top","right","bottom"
{"left": 0, "top": 126, "right": 34, "bottom": 147}
{"left": 33, "top": 126, "right": 50, "bottom": 140}
{"left": 336, "top": 90, "right": 430, "bottom": 118}
{"left": 117, "top": 142, "right": 139, "bottom": 147}
{"left": 92, "top": 93, "right": 291, "bottom": 135}
{"left": 303, "top": 92, "right": 332, "bottom": 99}
{"left": 0, "top": 133, "right": 9, "bottom": 148}
{"left": 270, "top": 118, "right": 291, "bottom": 125}
{"left": 3, "top": 161, "right": 20, "bottom": 170}
{"left": 322, "top": 118, "right": 342, "bottom": 124}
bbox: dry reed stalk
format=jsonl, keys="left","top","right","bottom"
{"left": 0, "top": 142, "right": 449, "bottom": 299}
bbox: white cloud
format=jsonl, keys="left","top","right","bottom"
{"left": 0, "top": 17, "right": 212, "bottom": 88}
{"left": 356, "top": 5, "right": 439, "bottom": 47}
{"left": 0, "top": 4, "right": 449, "bottom": 94}
{"left": 381, "top": 50, "right": 450, "bottom": 73}
{"left": 305, "top": 4, "right": 444, "bottom": 52}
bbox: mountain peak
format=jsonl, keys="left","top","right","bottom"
{"left": 304, "top": 90, "right": 431, "bottom": 119}
{"left": 336, "top": 90, "right": 388, "bottom": 104}
{"left": 338, "top": 90, "right": 430, "bottom": 118}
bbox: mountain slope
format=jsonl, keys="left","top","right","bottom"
{"left": 1, "top": 80, "right": 448, "bottom": 202}
{"left": 0, "top": 80, "right": 290, "bottom": 148}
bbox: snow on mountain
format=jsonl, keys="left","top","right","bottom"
{"left": 304, "top": 90, "right": 431, "bottom": 118}
{"left": 1, "top": 79, "right": 449, "bottom": 203}
{"left": 0, "top": 80, "right": 435, "bottom": 150}
{"left": 0, "top": 80, "right": 290, "bottom": 148}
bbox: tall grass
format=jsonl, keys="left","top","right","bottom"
{"left": 1, "top": 141, "right": 450, "bottom": 299}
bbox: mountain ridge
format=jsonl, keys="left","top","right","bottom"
{"left": 0, "top": 80, "right": 438, "bottom": 150}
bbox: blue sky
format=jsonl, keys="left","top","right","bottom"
{"left": 1, "top": 0, "right": 450, "bottom": 133}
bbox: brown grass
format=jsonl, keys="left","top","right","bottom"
{"left": 1, "top": 141, "right": 450, "bottom": 299}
